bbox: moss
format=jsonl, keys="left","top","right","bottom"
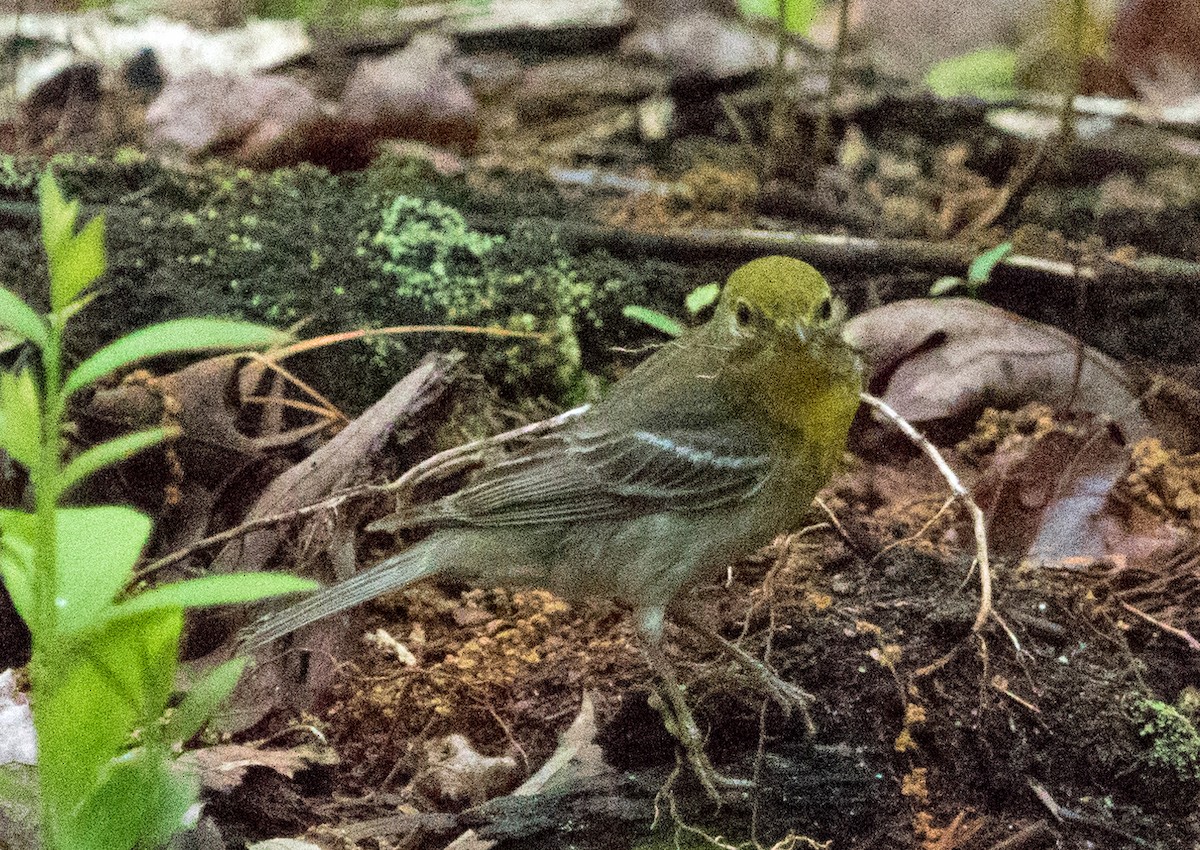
{"left": 0, "top": 154, "right": 39, "bottom": 192}
{"left": 0, "top": 155, "right": 684, "bottom": 411}
{"left": 1133, "top": 697, "right": 1200, "bottom": 783}
{"left": 363, "top": 194, "right": 503, "bottom": 321}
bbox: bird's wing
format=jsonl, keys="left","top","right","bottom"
{"left": 431, "top": 423, "right": 775, "bottom": 528}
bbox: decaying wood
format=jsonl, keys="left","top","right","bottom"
{"left": 210, "top": 351, "right": 461, "bottom": 577}
{"left": 189, "top": 353, "right": 461, "bottom": 731}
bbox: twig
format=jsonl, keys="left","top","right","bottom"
{"left": 872, "top": 495, "right": 956, "bottom": 563}
{"left": 859, "top": 393, "right": 993, "bottom": 632}
{"left": 382, "top": 405, "right": 589, "bottom": 495}
{"left": 271, "top": 324, "right": 548, "bottom": 360}
{"left": 991, "top": 677, "right": 1041, "bottom": 715}
{"left": 1120, "top": 601, "right": 1200, "bottom": 651}
{"left": 858, "top": 393, "right": 1022, "bottom": 675}
{"left": 813, "top": 497, "right": 860, "bottom": 555}
{"left": 959, "top": 133, "right": 1052, "bottom": 237}
{"left": 132, "top": 487, "right": 369, "bottom": 582}
{"left": 131, "top": 405, "right": 591, "bottom": 583}
{"left": 471, "top": 216, "right": 1200, "bottom": 288}
{"left": 242, "top": 350, "right": 348, "bottom": 425}
{"left": 982, "top": 820, "right": 1055, "bottom": 850}
{"left": 1028, "top": 779, "right": 1148, "bottom": 846}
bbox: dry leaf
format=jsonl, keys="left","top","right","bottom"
{"left": 184, "top": 742, "right": 337, "bottom": 794}
{"left": 846, "top": 298, "right": 1154, "bottom": 442}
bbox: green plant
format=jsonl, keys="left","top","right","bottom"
{"left": 930, "top": 241, "right": 1013, "bottom": 297}
{"left": 0, "top": 171, "right": 316, "bottom": 850}
{"left": 925, "top": 47, "right": 1019, "bottom": 101}
{"left": 1134, "top": 698, "right": 1200, "bottom": 782}
{"left": 622, "top": 281, "right": 721, "bottom": 339}
{"left": 737, "top": 0, "right": 819, "bottom": 33}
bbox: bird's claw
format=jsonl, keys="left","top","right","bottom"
{"left": 648, "top": 687, "right": 752, "bottom": 802}
{"left": 757, "top": 672, "right": 817, "bottom": 735}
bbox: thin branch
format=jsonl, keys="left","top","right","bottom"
{"left": 381, "top": 404, "right": 590, "bottom": 495}
{"left": 858, "top": 393, "right": 1022, "bottom": 675}
{"left": 132, "top": 405, "right": 591, "bottom": 583}
{"left": 272, "top": 324, "right": 549, "bottom": 360}
{"left": 468, "top": 216, "right": 1200, "bottom": 288}
{"left": 1120, "top": 601, "right": 1200, "bottom": 651}
{"left": 859, "top": 392, "right": 993, "bottom": 632}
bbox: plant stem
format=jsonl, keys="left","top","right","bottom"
{"left": 766, "top": 0, "right": 792, "bottom": 176}
{"left": 32, "top": 319, "right": 64, "bottom": 639}
{"left": 1057, "top": 0, "right": 1086, "bottom": 145}
{"left": 813, "top": 0, "right": 851, "bottom": 166}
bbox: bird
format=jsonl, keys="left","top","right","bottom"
{"left": 241, "top": 255, "right": 863, "bottom": 797}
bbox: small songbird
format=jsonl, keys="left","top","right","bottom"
{"left": 242, "top": 256, "right": 863, "bottom": 796}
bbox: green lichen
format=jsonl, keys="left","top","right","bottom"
{"left": 1133, "top": 697, "right": 1200, "bottom": 782}
{"left": 362, "top": 195, "right": 503, "bottom": 321}
{"left": 352, "top": 194, "right": 640, "bottom": 399}
{"left": 0, "top": 154, "right": 38, "bottom": 191}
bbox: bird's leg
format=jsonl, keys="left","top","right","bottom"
{"left": 638, "top": 611, "right": 752, "bottom": 801}
{"left": 676, "top": 610, "right": 816, "bottom": 735}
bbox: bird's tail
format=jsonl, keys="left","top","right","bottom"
{"left": 239, "top": 541, "right": 439, "bottom": 651}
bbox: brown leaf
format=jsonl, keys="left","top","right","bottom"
{"left": 1112, "top": 0, "right": 1200, "bottom": 108}
{"left": 976, "top": 422, "right": 1129, "bottom": 561}
{"left": 846, "top": 298, "right": 1155, "bottom": 444}
{"left": 183, "top": 742, "right": 337, "bottom": 794}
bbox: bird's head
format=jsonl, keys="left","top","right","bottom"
{"left": 715, "top": 256, "right": 847, "bottom": 352}
{"left": 713, "top": 256, "right": 861, "bottom": 439}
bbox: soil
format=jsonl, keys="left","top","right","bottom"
{"left": 4, "top": 5, "right": 1200, "bottom": 848}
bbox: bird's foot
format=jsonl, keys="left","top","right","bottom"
{"left": 739, "top": 658, "right": 817, "bottom": 735}
{"left": 677, "top": 614, "right": 817, "bottom": 735}
{"left": 648, "top": 680, "right": 752, "bottom": 802}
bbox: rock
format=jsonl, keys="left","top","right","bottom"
{"left": 621, "top": 9, "right": 772, "bottom": 81}
{"left": 146, "top": 72, "right": 323, "bottom": 165}
{"left": 339, "top": 33, "right": 478, "bottom": 154}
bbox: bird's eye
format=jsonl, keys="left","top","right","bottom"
{"left": 816, "top": 297, "right": 833, "bottom": 322}
{"left": 735, "top": 299, "right": 753, "bottom": 327}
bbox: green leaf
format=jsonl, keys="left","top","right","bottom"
{"left": 737, "top": 0, "right": 819, "bottom": 33}
{"left": 0, "top": 287, "right": 48, "bottom": 348}
{"left": 685, "top": 282, "right": 721, "bottom": 316}
{"left": 929, "top": 276, "right": 965, "bottom": 296}
{"left": 58, "top": 289, "right": 98, "bottom": 326}
{"left": 0, "top": 510, "right": 35, "bottom": 631}
{"left": 39, "top": 170, "right": 78, "bottom": 262}
{"left": 67, "top": 744, "right": 198, "bottom": 850}
{"left": 622, "top": 305, "right": 684, "bottom": 338}
{"left": 0, "top": 505, "right": 153, "bottom": 639}
{"left": 968, "top": 241, "right": 1014, "bottom": 286}
{"left": 0, "top": 369, "right": 42, "bottom": 469}
{"left": 34, "top": 607, "right": 183, "bottom": 842}
{"left": 113, "top": 572, "right": 318, "bottom": 618}
{"left": 165, "top": 657, "right": 247, "bottom": 744}
{"left": 58, "top": 427, "right": 173, "bottom": 495}
{"left": 925, "top": 47, "right": 1018, "bottom": 101}
{"left": 0, "top": 329, "right": 29, "bottom": 358}
{"left": 52, "top": 506, "right": 152, "bottom": 636}
{"left": 63, "top": 318, "right": 289, "bottom": 398}
{"left": 49, "top": 214, "right": 106, "bottom": 312}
